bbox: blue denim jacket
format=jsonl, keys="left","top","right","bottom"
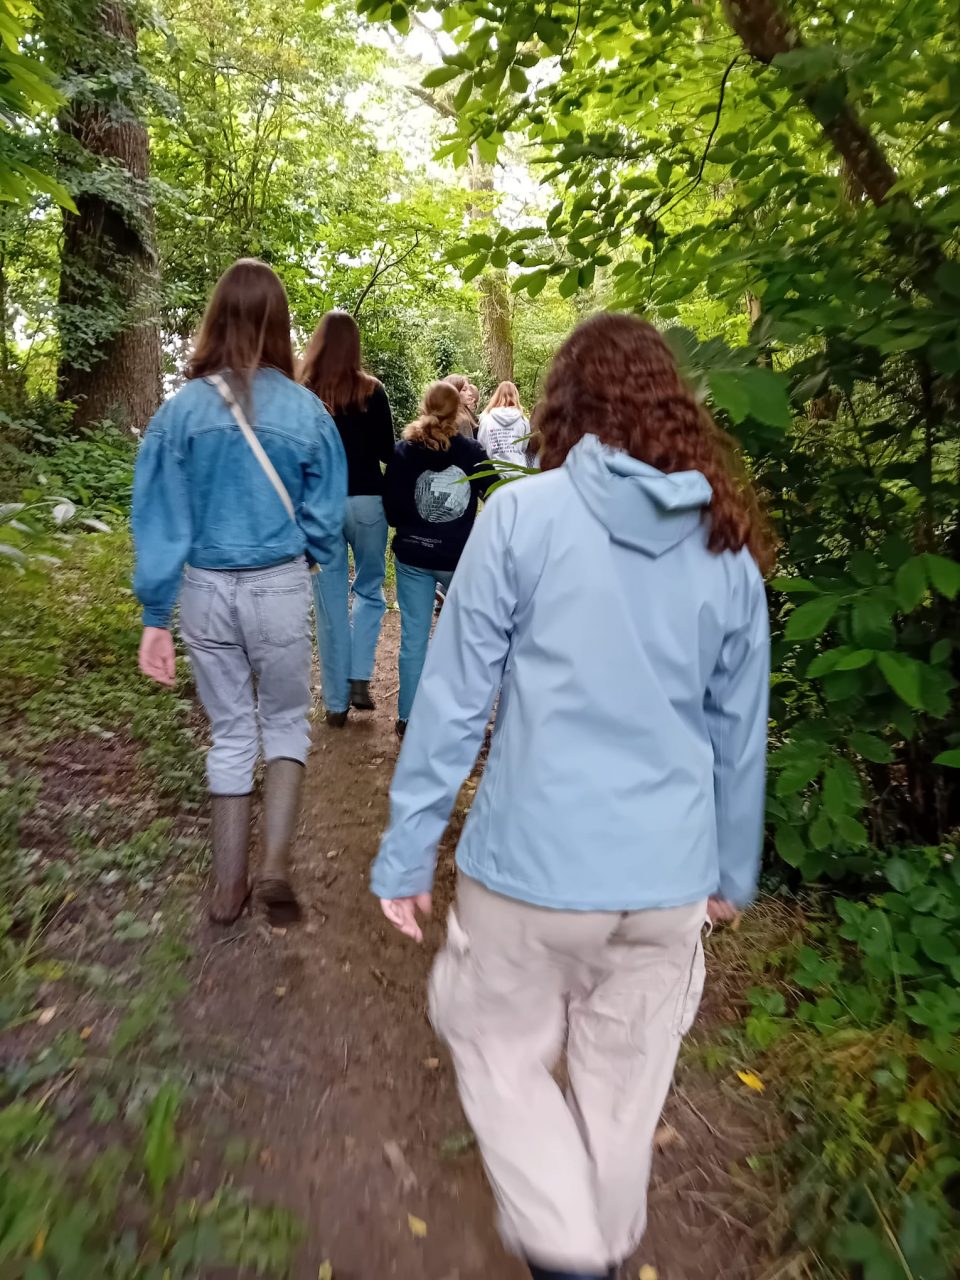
{"left": 132, "top": 369, "right": 346, "bottom": 627}
{"left": 371, "top": 434, "right": 770, "bottom": 911}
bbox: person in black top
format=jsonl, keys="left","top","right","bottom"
{"left": 301, "top": 312, "right": 394, "bottom": 724}
{"left": 383, "top": 381, "right": 490, "bottom": 738}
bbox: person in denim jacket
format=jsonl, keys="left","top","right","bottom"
{"left": 132, "top": 259, "right": 346, "bottom": 925}
{"left": 372, "top": 315, "right": 773, "bottom": 1280}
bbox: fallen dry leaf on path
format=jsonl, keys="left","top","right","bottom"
{"left": 407, "top": 1214, "right": 427, "bottom": 1239}
{"left": 37, "top": 1006, "right": 58, "bottom": 1026}
{"left": 639, "top": 1267, "right": 658, "bottom": 1280}
{"left": 383, "top": 1140, "right": 418, "bottom": 1192}
{"left": 317, "top": 1263, "right": 333, "bottom": 1280}
{"left": 736, "top": 1070, "right": 765, "bottom": 1093}
{"left": 274, "top": 985, "right": 287, "bottom": 998}
{"left": 422, "top": 1057, "right": 440, "bottom": 1070}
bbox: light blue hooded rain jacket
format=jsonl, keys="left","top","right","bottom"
{"left": 371, "top": 433, "right": 770, "bottom": 911}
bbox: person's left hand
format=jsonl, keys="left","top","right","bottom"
{"left": 380, "top": 894, "right": 432, "bottom": 942}
{"left": 707, "top": 895, "right": 740, "bottom": 925}
{"left": 139, "top": 626, "right": 176, "bottom": 687}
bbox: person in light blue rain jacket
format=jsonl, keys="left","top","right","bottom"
{"left": 133, "top": 259, "right": 346, "bottom": 927}
{"left": 371, "top": 314, "right": 773, "bottom": 1280}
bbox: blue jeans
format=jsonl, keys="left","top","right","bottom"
{"left": 395, "top": 561, "right": 454, "bottom": 722}
{"left": 314, "top": 495, "right": 388, "bottom": 713}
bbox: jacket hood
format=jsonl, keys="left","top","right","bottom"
{"left": 489, "top": 407, "right": 525, "bottom": 425}
{"left": 566, "top": 433, "right": 712, "bottom": 556}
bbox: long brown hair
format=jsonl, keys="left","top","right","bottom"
{"left": 485, "top": 380, "right": 523, "bottom": 413}
{"left": 300, "top": 311, "right": 378, "bottom": 414}
{"left": 537, "top": 314, "right": 776, "bottom": 573}
{"left": 187, "top": 259, "right": 294, "bottom": 390}
{"left": 404, "top": 381, "right": 461, "bottom": 451}
{"left": 443, "top": 373, "right": 477, "bottom": 429}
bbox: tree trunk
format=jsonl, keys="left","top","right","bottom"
{"left": 470, "top": 151, "right": 514, "bottom": 384}
{"left": 57, "top": 1, "right": 160, "bottom": 431}
{"left": 479, "top": 274, "right": 515, "bottom": 384}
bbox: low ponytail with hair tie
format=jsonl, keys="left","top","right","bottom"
{"left": 403, "top": 381, "right": 462, "bottom": 451}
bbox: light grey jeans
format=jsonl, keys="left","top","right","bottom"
{"left": 179, "top": 559, "right": 313, "bottom": 796}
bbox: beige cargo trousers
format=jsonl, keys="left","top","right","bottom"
{"left": 429, "top": 876, "right": 709, "bottom": 1274}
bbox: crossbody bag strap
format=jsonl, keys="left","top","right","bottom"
{"left": 208, "top": 373, "right": 296, "bottom": 522}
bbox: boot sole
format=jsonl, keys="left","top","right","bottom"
{"left": 257, "top": 878, "right": 303, "bottom": 926}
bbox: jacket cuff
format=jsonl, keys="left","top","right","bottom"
{"left": 142, "top": 605, "right": 173, "bottom": 629}
{"left": 369, "top": 858, "right": 433, "bottom": 901}
{"left": 718, "top": 869, "right": 757, "bottom": 910}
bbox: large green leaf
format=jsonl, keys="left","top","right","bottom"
{"left": 877, "top": 652, "right": 925, "bottom": 710}
{"left": 708, "top": 371, "right": 751, "bottom": 423}
{"left": 785, "top": 596, "right": 839, "bottom": 642}
{"left": 739, "top": 366, "right": 792, "bottom": 427}
{"left": 822, "top": 759, "right": 862, "bottom": 816}
{"left": 851, "top": 597, "right": 894, "bottom": 650}
{"left": 422, "top": 64, "right": 461, "bottom": 88}
{"left": 894, "top": 556, "right": 928, "bottom": 612}
{"left": 924, "top": 554, "right": 960, "bottom": 600}
{"left": 849, "top": 731, "right": 893, "bottom": 764}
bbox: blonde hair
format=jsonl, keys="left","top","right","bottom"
{"left": 485, "top": 380, "right": 523, "bottom": 412}
{"left": 404, "top": 381, "right": 462, "bottom": 451}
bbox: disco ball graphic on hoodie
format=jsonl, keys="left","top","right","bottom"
{"left": 415, "top": 465, "right": 470, "bottom": 523}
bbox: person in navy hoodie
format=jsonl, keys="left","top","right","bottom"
{"left": 382, "top": 380, "right": 490, "bottom": 739}
{"left": 372, "top": 314, "right": 774, "bottom": 1279}
{"left": 132, "top": 259, "right": 346, "bottom": 926}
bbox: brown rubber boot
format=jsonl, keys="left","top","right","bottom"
{"left": 208, "top": 793, "right": 252, "bottom": 924}
{"left": 257, "top": 758, "right": 304, "bottom": 925}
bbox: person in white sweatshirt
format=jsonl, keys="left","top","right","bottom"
{"left": 477, "top": 381, "right": 536, "bottom": 470}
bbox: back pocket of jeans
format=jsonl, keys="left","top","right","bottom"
{"left": 253, "top": 583, "right": 310, "bottom": 646}
{"left": 179, "top": 577, "right": 215, "bottom": 640}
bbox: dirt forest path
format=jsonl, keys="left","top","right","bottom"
{"left": 181, "top": 610, "right": 768, "bottom": 1280}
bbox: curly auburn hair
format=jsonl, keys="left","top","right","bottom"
{"left": 537, "top": 313, "right": 776, "bottom": 574}
{"left": 404, "top": 381, "right": 462, "bottom": 451}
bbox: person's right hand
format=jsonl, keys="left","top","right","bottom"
{"left": 707, "top": 895, "right": 739, "bottom": 925}
{"left": 380, "top": 894, "right": 432, "bottom": 943}
{"left": 139, "top": 626, "right": 176, "bottom": 687}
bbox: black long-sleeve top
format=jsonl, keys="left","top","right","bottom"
{"left": 332, "top": 383, "right": 395, "bottom": 497}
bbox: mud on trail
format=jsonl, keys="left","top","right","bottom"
{"left": 181, "top": 611, "right": 773, "bottom": 1280}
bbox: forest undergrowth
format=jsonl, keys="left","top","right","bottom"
{"left": 0, "top": 531, "right": 301, "bottom": 1277}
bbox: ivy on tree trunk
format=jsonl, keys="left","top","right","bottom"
{"left": 54, "top": 0, "right": 161, "bottom": 432}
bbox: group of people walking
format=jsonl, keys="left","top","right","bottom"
{"left": 132, "top": 256, "right": 771, "bottom": 1280}
{"left": 300, "top": 310, "right": 533, "bottom": 737}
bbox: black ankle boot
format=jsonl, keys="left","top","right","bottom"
{"left": 350, "top": 679, "right": 375, "bottom": 711}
